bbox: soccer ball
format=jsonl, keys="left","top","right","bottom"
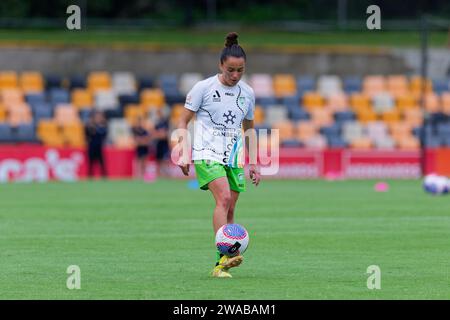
{"left": 423, "top": 174, "right": 449, "bottom": 195}
{"left": 215, "top": 224, "right": 249, "bottom": 257}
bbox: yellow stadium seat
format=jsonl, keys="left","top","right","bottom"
{"left": 0, "top": 104, "right": 6, "bottom": 122}
{"left": 170, "top": 103, "right": 185, "bottom": 125}
{"left": 302, "top": 91, "right": 324, "bottom": 110}
{"left": 72, "top": 89, "right": 93, "bottom": 109}
{"left": 350, "top": 93, "right": 371, "bottom": 111}
{"left": 254, "top": 105, "right": 265, "bottom": 125}
{"left": 410, "top": 76, "right": 433, "bottom": 96}
{"left": 20, "top": 72, "right": 44, "bottom": 93}
{"left": 389, "top": 122, "right": 412, "bottom": 141}
{"left": 0, "top": 71, "right": 18, "bottom": 89}
{"left": 124, "top": 104, "right": 146, "bottom": 125}
{"left": 396, "top": 95, "right": 419, "bottom": 110}
{"left": 273, "top": 74, "right": 297, "bottom": 97}
{"left": 141, "top": 89, "right": 165, "bottom": 110}
{"left": 87, "top": 72, "right": 111, "bottom": 93}
{"left": 381, "top": 109, "right": 401, "bottom": 124}
{"left": 356, "top": 108, "right": 377, "bottom": 124}
{"left": 62, "top": 123, "right": 86, "bottom": 148}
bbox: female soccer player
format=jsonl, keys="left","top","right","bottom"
{"left": 177, "top": 32, "right": 261, "bottom": 278}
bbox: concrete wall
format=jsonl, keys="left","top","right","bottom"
{"left": 0, "top": 45, "right": 421, "bottom": 77}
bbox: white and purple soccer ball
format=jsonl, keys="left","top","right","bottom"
{"left": 215, "top": 224, "right": 249, "bottom": 257}
{"left": 423, "top": 174, "right": 450, "bottom": 195}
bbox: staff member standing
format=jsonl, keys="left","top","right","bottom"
{"left": 85, "top": 111, "right": 108, "bottom": 178}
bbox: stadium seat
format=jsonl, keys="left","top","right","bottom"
{"left": 396, "top": 95, "right": 419, "bottom": 110}
{"left": 179, "top": 73, "right": 203, "bottom": 96}
{"left": 8, "top": 103, "right": 33, "bottom": 126}
{"left": 0, "top": 104, "right": 6, "bottom": 122}
{"left": 356, "top": 108, "right": 377, "bottom": 123}
{"left": 296, "top": 76, "right": 316, "bottom": 94}
{"left": 69, "top": 75, "right": 86, "bottom": 89}
{"left": 256, "top": 97, "right": 278, "bottom": 109}
{"left": 44, "top": 74, "right": 63, "bottom": 89}
{"left": 317, "top": 75, "right": 343, "bottom": 98}
{"left": 0, "top": 71, "right": 18, "bottom": 89}
{"left": 48, "top": 88, "right": 70, "bottom": 106}
{"left": 169, "top": 103, "right": 184, "bottom": 125}
{"left": 381, "top": 109, "right": 401, "bottom": 125}
{"left": 289, "top": 107, "right": 310, "bottom": 122}
{"left": 424, "top": 93, "right": 441, "bottom": 113}
{"left": 403, "top": 108, "right": 423, "bottom": 127}
{"left": 282, "top": 95, "right": 302, "bottom": 110}
{"left": 265, "top": 105, "right": 288, "bottom": 126}
{"left": 95, "top": 90, "right": 119, "bottom": 111}
{"left": 310, "top": 108, "right": 333, "bottom": 127}
{"left": 72, "top": 89, "right": 93, "bottom": 109}
{"left": 442, "top": 93, "right": 450, "bottom": 115}
{"left": 350, "top": 93, "right": 371, "bottom": 111}
{"left": 366, "top": 121, "right": 388, "bottom": 142}
{"left": 15, "top": 123, "right": 37, "bottom": 142}
{"left": 112, "top": 72, "right": 137, "bottom": 95}
{"left": 302, "top": 91, "right": 324, "bottom": 110}
{"left": 137, "top": 75, "right": 155, "bottom": 90}
{"left": 141, "top": 88, "right": 165, "bottom": 110}
{"left": 363, "top": 75, "right": 386, "bottom": 97}
{"left": 1, "top": 88, "right": 24, "bottom": 106}
{"left": 250, "top": 74, "right": 274, "bottom": 98}
{"left": 62, "top": 123, "right": 85, "bottom": 147}
{"left": 0, "top": 123, "right": 13, "bottom": 142}
{"left": 432, "top": 78, "right": 450, "bottom": 94}
{"left": 296, "top": 121, "right": 318, "bottom": 142}
{"left": 349, "top": 137, "right": 373, "bottom": 149}
{"left": 373, "top": 135, "right": 395, "bottom": 149}
{"left": 273, "top": 74, "right": 297, "bottom": 97}
{"left": 304, "top": 135, "right": 327, "bottom": 149}
{"left": 253, "top": 105, "right": 265, "bottom": 125}
{"left": 327, "top": 135, "right": 347, "bottom": 148}
{"left": 372, "top": 92, "right": 395, "bottom": 113}
{"left": 342, "top": 121, "right": 365, "bottom": 143}
{"left": 343, "top": 76, "right": 362, "bottom": 94}
{"left": 396, "top": 135, "right": 420, "bottom": 150}
{"left": 54, "top": 104, "right": 81, "bottom": 125}
{"left": 410, "top": 76, "right": 433, "bottom": 96}
{"left": 334, "top": 110, "right": 356, "bottom": 124}
{"left": 32, "top": 102, "right": 53, "bottom": 120}
{"left": 272, "top": 120, "right": 295, "bottom": 142}
{"left": 19, "top": 72, "right": 44, "bottom": 93}
{"left": 124, "top": 104, "right": 146, "bottom": 125}
{"left": 87, "top": 72, "right": 111, "bottom": 92}
{"left": 389, "top": 122, "right": 412, "bottom": 141}
{"left": 326, "top": 92, "right": 349, "bottom": 112}
{"left": 25, "top": 93, "right": 46, "bottom": 106}
{"left": 387, "top": 75, "right": 409, "bottom": 98}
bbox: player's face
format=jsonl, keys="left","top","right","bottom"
{"left": 220, "top": 56, "right": 245, "bottom": 86}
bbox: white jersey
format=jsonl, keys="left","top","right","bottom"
{"left": 184, "top": 74, "right": 255, "bottom": 167}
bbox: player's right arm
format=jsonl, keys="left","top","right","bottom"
{"left": 177, "top": 108, "right": 195, "bottom": 176}
{"left": 177, "top": 81, "right": 205, "bottom": 176}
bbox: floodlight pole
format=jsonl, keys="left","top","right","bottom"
{"left": 420, "top": 15, "right": 429, "bottom": 177}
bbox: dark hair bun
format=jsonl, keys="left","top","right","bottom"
{"left": 225, "top": 32, "right": 239, "bottom": 47}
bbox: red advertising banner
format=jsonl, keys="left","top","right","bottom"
{"left": 0, "top": 145, "right": 448, "bottom": 182}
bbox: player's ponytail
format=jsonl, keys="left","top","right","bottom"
{"left": 220, "top": 32, "right": 246, "bottom": 64}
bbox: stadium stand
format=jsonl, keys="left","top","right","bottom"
{"left": 0, "top": 71, "right": 449, "bottom": 150}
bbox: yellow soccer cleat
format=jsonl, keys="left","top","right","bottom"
{"left": 211, "top": 265, "right": 232, "bottom": 278}
{"left": 219, "top": 255, "right": 243, "bottom": 270}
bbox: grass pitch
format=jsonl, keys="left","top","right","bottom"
{"left": 0, "top": 179, "right": 449, "bottom": 299}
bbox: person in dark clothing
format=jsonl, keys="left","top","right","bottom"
{"left": 153, "top": 110, "right": 170, "bottom": 177}
{"left": 131, "top": 117, "right": 151, "bottom": 179}
{"left": 85, "top": 111, "right": 108, "bottom": 178}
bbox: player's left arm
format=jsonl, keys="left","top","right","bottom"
{"left": 243, "top": 118, "right": 260, "bottom": 187}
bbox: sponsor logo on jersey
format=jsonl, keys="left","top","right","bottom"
{"left": 238, "top": 96, "right": 246, "bottom": 107}
{"left": 223, "top": 110, "right": 236, "bottom": 125}
{"left": 225, "top": 92, "right": 235, "bottom": 96}
{"left": 213, "top": 90, "right": 221, "bottom": 102}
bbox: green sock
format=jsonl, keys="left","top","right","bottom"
{"left": 215, "top": 251, "right": 224, "bottom": 266}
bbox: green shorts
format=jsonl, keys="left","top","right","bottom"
{"left": 194, "top": 160, "right": 246, "bottom": 193}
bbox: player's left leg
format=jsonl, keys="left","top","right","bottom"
{"left": 227, "top": 191, "right": 239, "bottom": 224}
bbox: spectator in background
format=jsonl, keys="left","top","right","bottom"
{"left": 85, "top": 111, "right": 108, "bottom": 178}
{"left": 153, "top": 109, "right": 170, "bottom": 177}
{"left": 131, "top": 117, "right": 151, "bottom": 179}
